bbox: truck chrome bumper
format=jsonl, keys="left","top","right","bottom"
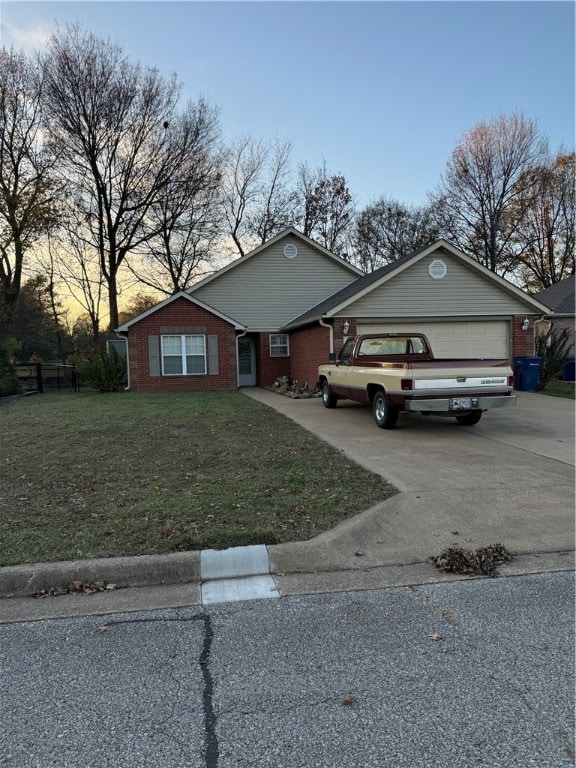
{"left": 404, "top": 395, "right": 517, "bottom": 413}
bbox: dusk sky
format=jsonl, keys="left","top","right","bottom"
{"left": 1, "top": 1, "right": 574, "bottom": 209}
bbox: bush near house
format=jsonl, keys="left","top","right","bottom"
{"left": 0, "top": 343, "right": 22, "bottom": 397}
{"left": 535, "top": 328, "right": 572, "bottom": 388}
{"left": 76, "top": 346, "right": 127, "bottom": 392}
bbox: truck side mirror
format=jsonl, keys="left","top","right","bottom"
{"left": 328, "top": 352, "right": 337, "bottom": 362}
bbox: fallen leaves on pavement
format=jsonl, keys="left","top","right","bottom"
{"left": 430, "top": 543, "right": 512, "bottom": 577}
{"left": 32, "top": 580, "right": 117, "bottom": 598}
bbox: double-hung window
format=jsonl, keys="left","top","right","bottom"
{"left": 269, "top": 333, "right": 289, "bottom": 357}
{"left": 161, "top": 334, "right": 206, "bottom": 375}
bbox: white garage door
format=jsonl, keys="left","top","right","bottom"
{"left": 356, "top": 321, "right": 510, "bottom": 359}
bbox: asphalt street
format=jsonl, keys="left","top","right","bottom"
{"left": 1, "top": 571, "right": 574, "bottom": 768}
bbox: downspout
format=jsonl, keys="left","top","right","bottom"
{"left": 319, "top": 317, "right": 334, "bottom": 354}
{"left": 235, "top": 329, "right": 247, "bottom": 388}
{"left": 115, "top": 331, "right": 131, "bottom": 391}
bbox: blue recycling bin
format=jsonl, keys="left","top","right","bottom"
{"left": 562, "top": 359, "right": 575, "bottom": 382}
{"left": 514, "top": 356, "right": 543, "bottom": 392}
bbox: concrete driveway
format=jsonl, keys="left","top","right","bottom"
{"left": 245, "top": 389, "right": 575, "bottom": 579}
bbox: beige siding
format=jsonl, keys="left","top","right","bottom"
{"left": 357, "top": 320, "right": 510, "bottom": 359}
{"left": 192, "top": 235, "right": 357, "bottom": 329}
{"left": 345, "top": 250, "right": 532, "bottom": 317}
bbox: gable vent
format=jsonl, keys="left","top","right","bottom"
{"left": 428, "top": 259, "right": 447, "bottom": 280}
{"left": 283, "top": 243, "right": 298, "bottom": 259}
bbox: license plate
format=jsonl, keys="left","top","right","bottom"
{"left": 450, "top": 397, "right": 472, "bottom": 410}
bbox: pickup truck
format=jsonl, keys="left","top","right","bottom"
{"left": 317, "top": 333, "right": 516, "bottom": 429}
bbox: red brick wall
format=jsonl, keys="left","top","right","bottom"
{"left": 126, "top": 297, "right": 238, "bottom": 391}
{"left": 512, "top": 315, "right": 538, "bottom": 358}
{"left": 288, "top": 318, "right": 357, "bottom": 390}
{"left": 257, "top": 333, "right": 291, "bottom": 387}
{"left": 286, "top": 324, "right": 331, "bottom": 390}
{"left": 333, "top": 317, "right": 357, "bottom": 354}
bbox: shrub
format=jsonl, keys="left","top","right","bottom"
{"left": 77, "top": 346, "right": 127, "bottom": 393}
{"left": 0, "top": 343, "right": 22, "bottom": 397}
{"left": 535, "top": 327, "right": 572, "bottom": 388}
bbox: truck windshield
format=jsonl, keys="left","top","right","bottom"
{"left": 357, "top": 337, "right": 428, "bottom": 356}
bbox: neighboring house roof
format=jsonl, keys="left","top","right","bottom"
{"left": 282, "top": 240, "right": 551, "bottom": 330}
{"left": 533, "top": 278, "right": 575, "bottom": 316}
{"left": 115, "top": 291, "right": 246, "bottom": 332}
{"left": 188, "top": 227, "right": 363, "bottom": 294}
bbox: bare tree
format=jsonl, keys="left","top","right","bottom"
{"left": 131, "top": 99, "right": 224, "bottom": 294}
{"left": 51, "top": 211, "right": 105, "bottom": 344}
{"left": 33, "top": 233, "right": 71, "bottom": 361}
{"left": 507, "top": 152, "right": 575, "bottom": 291}
{"left": 221, "top": 136, "right": 297, "bottom": 257}
{"left": 431, "top": 112, "right": 548, "bottom": 275}
{"left": 41, "top": 24, "right": 184, "bottom": 329}
{"left": 297, "top": 163, "right": 355, "bottom": 257}
{"left": 221, "top": 135, "right": 268, "bottom": 257}
{"left": 117, "top": 292, "right": 159, "bottom": 326}
{"left": 354, "top": 196, "right": 439, "bottom": 272}
{"left": 247, "top": 138, "right": 298, "bottom": 244}
{"left": 0, "top": 47, "right": 59, "bottom": 333}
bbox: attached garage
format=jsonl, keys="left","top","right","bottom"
{"left": 284, "top": 239, "right": 551, "bottom": 387}
{"left": 356, "top": 319, "right": 510, "bottom": 359}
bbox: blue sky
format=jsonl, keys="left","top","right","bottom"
{"left": 1, "top": 1, "right": 574, "bottom": 208}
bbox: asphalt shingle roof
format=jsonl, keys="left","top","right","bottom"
{"left": 533, "top": 278, "right": 575, "bottom": 315}
{"left": 282, "top": 250, "right": 419, "bottom": 329}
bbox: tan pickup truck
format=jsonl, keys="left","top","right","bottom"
{"left": 317, "top": 333, "right": 516, "bottom": 429}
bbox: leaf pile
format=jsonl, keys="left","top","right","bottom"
{"left": 32, "top": 580, "right": 117, "bottom": 598}
{"left": 430, "top": 543, "right": 512, "bottom": 577}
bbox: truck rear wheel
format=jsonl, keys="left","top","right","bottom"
{"left": 321, "top": 380, "right": 337, "bottom": 408}
{"left": 373, "top": 390, "right": 399, "bottom": 429}
{"left": 455, "top": 411, "right": 482, "bottom": 426}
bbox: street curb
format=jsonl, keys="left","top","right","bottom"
{"left": 0, "top": 551, "right": 202, "bottom": 598}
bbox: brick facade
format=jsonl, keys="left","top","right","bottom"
{"left": 124, "top": 300, "right": 541, "bottom": 394}
{"left": 126, "top": 297, "right": 238, "bottom": 392}
{"left": 511, "top": 315, "right": 539, "bottom": 358}
{"left": 288, "top": 318, "right": 357, "bottom": 390}
{"left": 289, "top": 324, "right": 331, "bottom": 389}
{"left": 256, "top": 333, "right": 291, "bottom": 387}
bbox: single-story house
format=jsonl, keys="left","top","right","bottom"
{"left": 533, "top": 278, "right": 575, "bottom": 355}
{"left": 116, "top": 228, "right": 551, "bottom": 392}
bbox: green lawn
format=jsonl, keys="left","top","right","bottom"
{"left": 0, "top": 391, "right": 397, "bottom": 566}
{"left": 538, "top": 379, "right": 575, "bottom": 399}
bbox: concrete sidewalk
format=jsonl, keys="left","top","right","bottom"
{"left": 1, "top": 388, "right": 573, "bottom": 621}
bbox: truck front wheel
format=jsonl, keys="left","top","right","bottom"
{"left": 373, "top": 390, "right": 399, "bottom": 429}
{"left": 321, "top": 380, "right": 338, "bottom": 408}
{"left": 455, "top": 411, "right": 482, "bottom": 426}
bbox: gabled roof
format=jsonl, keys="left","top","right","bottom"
{"left": 282, "top": 240, "right": 551, "bottom": 330}
{"left": 115, "top": 291, "right": 246, "bottom": 332}
{"left": 533, "top": 278, "right": 575, "bottom": 316}
{"left": 188, "top": 227, "right": 363, "bottom": 293}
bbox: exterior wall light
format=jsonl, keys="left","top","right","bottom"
{"left": 343, "top": 321, "right": 350, "bottom": 335}
{"left": 522, "top": 318, "right": 530, "bottom": 331}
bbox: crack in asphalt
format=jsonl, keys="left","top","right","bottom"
{"left": 103, "top": 613, "right": 219, "bottom": 768}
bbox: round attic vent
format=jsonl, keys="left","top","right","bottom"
{"left": 428, "top": 259, "right": 447, "bottom": 280}
{"left": 283, "top": 243, "right": 298, "bottom": 259}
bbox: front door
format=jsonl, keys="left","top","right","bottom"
{"left": 238, "top": 337, "right": 257, "bottom": 386}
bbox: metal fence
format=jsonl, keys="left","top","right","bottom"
{"left": 15, "top": 363, "right": 80, "bottom": 394}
